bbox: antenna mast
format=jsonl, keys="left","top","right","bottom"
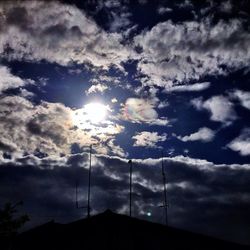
{"left": 128, "top": 159, "right": 132, "bottom": 217}
{"left": 75, "top": 145, "right": 92, "bottom": 218}
{"left": 87, "top": 145, "right": 92, "bottom": 218}
{"left": 161, "top": 151, "right": 168, "bottom": 226}
{"left": 76, "top": 181, "right": 79, "bottom": 209}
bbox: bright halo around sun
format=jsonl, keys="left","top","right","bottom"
{"left": 84, "top": 102, "right": 107, "bottom": 123}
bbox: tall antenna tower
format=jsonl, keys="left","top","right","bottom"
{"left": 128, "top": 159, "right": 133, "bottom": 217}
{"left": 75, "top": 180, "right": 79, "bottom": 209}
{"left": 160, "top": 151, "right": 168, "bottom": 226}
{"left": 87, "top": 145, "right": 92, "bottom": 218}
{"left": 75, "top": 181, "right": 87, "bottom": 210}
{"left": 75, "top": 145, "right": 92, "bottom": 218}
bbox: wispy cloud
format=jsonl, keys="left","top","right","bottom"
{"left": 227, "top": 128, "right": 250, "bottom": 156}
{"left": 86, "top": 83, "right": 108, "bottom": 95}
{"left": 0, "top": 65, "right": 27, "bottom": 93}
{"left": 165, "top": 82, "right": 210, "bottom": 92}
{"left": 157, "top": 6, "right": 173, "bottom": 15}
{"left": 231, "top": 90, "right": 250, "bottom": 110}
{"left": 121, "top": 98, "right": 168, "bottom": 126}
{"left": 177, "top": 127, "right": 216, "bottom": 142}
{"left": 132, "top": 131, "right": 167, "bottom": 148}
{"left": 191, "top": 96, "right": 237, "bottom": 125}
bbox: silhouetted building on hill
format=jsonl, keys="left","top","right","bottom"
{"left": 12, "top": 210, "right": 249, "bottom": 250}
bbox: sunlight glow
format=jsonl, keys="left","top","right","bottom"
{"left": 72, "top": 102, "right": 123, "bottom": 142}
{"left": 84, "top": 102, "right": 107, "bottom": 123}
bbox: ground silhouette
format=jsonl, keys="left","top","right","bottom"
{"left": 12, "top": 210, "right": 249, "bottom": 250}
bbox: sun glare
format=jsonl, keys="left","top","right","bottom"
{"left": 83, "top": 102, "right": 107, "bottom": 123}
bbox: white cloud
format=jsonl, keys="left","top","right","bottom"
{"left": 0, "top": 1, "right": 132, "bottom": 70}
{"left": 177, "top": 0, "right": 194, "bottom": 9}
{"left": 99, "top": 0, "right": 134, "bottom": 35}
{"left": 19, "top": 88, "right": 34, "bottom": 98}
{"left": 227, "top": 128, "right": 250, "bottom": 156}
{"left": 157, "top": 7, "right": 172, "bottom": 15}
{"left": 219, "top": 0, "right": 232, "bottom": 13}
{"left": 232, "top": 90, "right": 250, "bottom": 110}
{"left": 203, "top": 96, "right": 237, "bottom": 124}
{"left": 192, "top": 96, "right": 237, "bottom": 125}
{"left": 68, "top": 69, "right": 82, "bottom": 75}
{"left": 109, "top": 11, "right": 132, "bottom": 33}
{"left": 0, "top": 96, "right": 125, "bottom": 158}
{"left": 104, "top": 0, "right": 121, "bottom": 9}
{"left": 191, "top": 97, "right": 204, "bottom": 110}
{"left": 0, "top": 65, "right": 26, "bottom": 93}
{"left": 132, "top": 131, "right": 167, "bottom": 148}
{"left": 134, "top": 18, "right": 250, "bottom": 89}
{"left": 165, "top": 82, "right": 210, "bottom": 92}
{"left": 158, "top": 101, "right": 169, "bottom": 109}
{"left": 86, "top": 83, "right": 108, "bottom": 95}
{"left": 111, "top": 98, "right": 118, "bottom": 103}
{"left": 107, "top": 139, "right": 128, "bottom": 157}
{"left": 177, "top": 127, "right": 216, "bottom": 142}
{"left": 121, "top": 98, "right": 168, "bottom": 126}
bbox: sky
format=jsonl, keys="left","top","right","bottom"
{"left": 0, "top": 0, "right": 250, "bottom": 245}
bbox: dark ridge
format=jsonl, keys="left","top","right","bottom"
{"left": 13, "top": 210, "right": 250, "bottom": 250}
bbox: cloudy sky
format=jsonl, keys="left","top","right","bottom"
{"left": 0, "top": 0, "right": 250, "bottom": 245}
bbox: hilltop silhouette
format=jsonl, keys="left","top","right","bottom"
{"left": 12, "top": 210, "right": 249, "bottom": 250}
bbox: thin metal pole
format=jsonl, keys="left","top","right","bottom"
{"left": 87, "top": 145, "right": 92, "bottom": 218}
{"left": 162, "top": 151, "right": 168, "bottom": 226}
{"left": 75, "top": 181, "right": 78, "bottom": 208}
{"left": 128, "top": 159, "right": 132, "bottom": 217}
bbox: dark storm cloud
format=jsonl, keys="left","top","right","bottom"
{"left": 1, "top": 153, "right": 249, "bottom": 244}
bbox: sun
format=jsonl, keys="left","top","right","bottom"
{"left": 72, "top": 102, "right": 109, "bottom": 131}
{"left": 82, "top": 102, "right": 107, "bottom": 123}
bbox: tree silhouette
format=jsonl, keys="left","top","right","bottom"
{"left": 0, "top": 201, "right": 29, "bottom": 249}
